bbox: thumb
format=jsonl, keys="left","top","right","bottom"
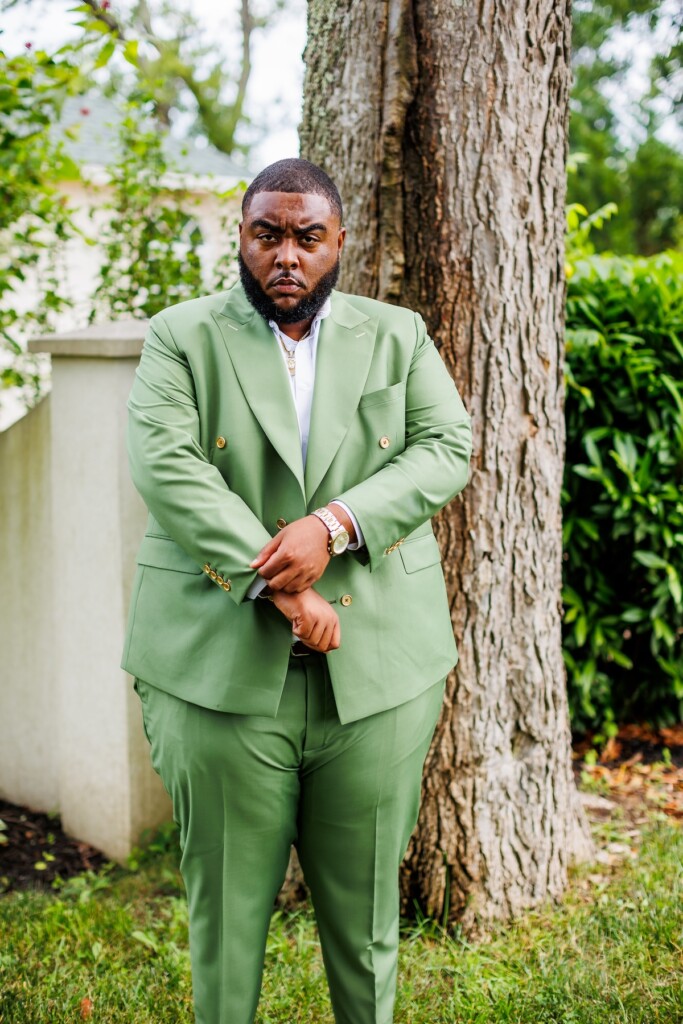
{"left": 250, "top": 533, "right": 281, "bottom": 567}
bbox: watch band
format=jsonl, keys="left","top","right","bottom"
{"left": 311, "top": 506, "right": 349, "bottom": 556}
{"left": 311, "top": 506, "right": 344, "bottom": 535}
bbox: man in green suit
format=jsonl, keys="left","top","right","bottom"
{"left": 122, "top": 157, "right": 472, "bottom": 1024}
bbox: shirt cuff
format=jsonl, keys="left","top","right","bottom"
{"left": 246, "top": 574, "right": 269, "bottom": 599}
{"left": 329, "top": 499, "right": 365, "bottom": 550}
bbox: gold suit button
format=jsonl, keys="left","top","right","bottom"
{"left": 209, "top": 569, "right": 218, "bottom": 580}
{"left": 203, "top": 563, "right": 210, "bottom": 573}
{"left": 221, "top": 581, "right": 231, "bottom": 591}
{"left": 276, "top": 517, "right": 287, "bottom": 530}
{"left": 340, "top": 593, "right": 353, "bottom": 607}
{"left": 379, "top": 435, "right": 390, "bottom": 449}
{"left": 216, "top": 436, "right": 227, "bottom": 449}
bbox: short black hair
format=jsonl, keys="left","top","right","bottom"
{"left": 241, "top": 157, "right": 343, "bottom": 224}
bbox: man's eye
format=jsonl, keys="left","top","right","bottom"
{"left": 302, "top": 236, "right": 318, "bottom": 244}
{"left": 259, "top": 233, "right": 275, "bottom": 241}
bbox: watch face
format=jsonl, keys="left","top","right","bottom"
{"left": 332, "top": 530, "right": 350, "bottom": 554}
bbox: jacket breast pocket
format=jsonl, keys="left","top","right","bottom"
{"left": 135, "top": 535, "right": 204, "bottom": 574}
{"left": 398, "top": 534, "right": 443, "bottom": 573}
{"left": 358, "top": 380, "right": 406, "bottom": 409}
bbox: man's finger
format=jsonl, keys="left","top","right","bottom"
{"left": 266, "top": 566, "right": 301, "bottom": 591}
{"left": 249, "top": 534, "right": 282, "bottom": 568}
{"left": 321, "top": 621, "right": 333, "bottom": 651}
{"left": 309, "top": 620, "right": 325, "bottom": 648}
{"left": 281, "top": 573, "right": 312, "bottom": 594}
{"left": 295, "top": 617, "right": 314, "bottom": 642}
{"left": 255, "top": 545, "right": 294, "bottom": 578}
{"left": 328, "top": 620, "right": 338, "bottom": 650}
{"left": 291, "top": 613, "right": 306, "bottom": 635}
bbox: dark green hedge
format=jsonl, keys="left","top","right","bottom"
{"left": 562, "top": 249, "right": 683, "bottom": 734}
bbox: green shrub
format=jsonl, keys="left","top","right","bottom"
{"left": 89, "top": 88, "right": 242, "bottom": 323}
{"left": 0, "top": 44, "right": 81, "bottom": 406}
{"left": 562, "top": 247, "right": 683, "bottom": 734}
{"left": 0, "top": 27, "right": 130, "bottom": 414}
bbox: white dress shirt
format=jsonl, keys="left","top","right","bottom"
{"left": 246, "top": 296, "right": 365, "bottom": 602}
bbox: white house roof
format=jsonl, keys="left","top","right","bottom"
{"left": 55, "top": 93, "right": 253, "bottom": 186}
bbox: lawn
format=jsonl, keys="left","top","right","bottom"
{"left": 1, "top": 762, "right": 682, "bottom": 1023}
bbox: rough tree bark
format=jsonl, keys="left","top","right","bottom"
{"left": 299, "top": 0, "right": 595, "bottom": 935}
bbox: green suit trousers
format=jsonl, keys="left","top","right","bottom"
{"left": 134, "top": 652, "right": 446, "bottom": 1024}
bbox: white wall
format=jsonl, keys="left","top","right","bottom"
{"left": 0, "top": 395, "right": 57, "bottom": 810}
{"left": 0, "top": 321, "right": 175, "bottom": 862}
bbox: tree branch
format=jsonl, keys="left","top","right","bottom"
{"left": 178, "top": 0, "right": 252, "bottom": 152}
{"left": 80, "top": 0, "right": 125, "bottom": 37}
{"left": 79, "top": 0, "right": 260, "bottom": 155}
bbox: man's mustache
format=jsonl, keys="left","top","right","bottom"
{"left": 271, "top": 274, "right": 305, "bottom": 287}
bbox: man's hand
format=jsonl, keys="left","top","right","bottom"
{"left": 250, "top": 505, "right": 357, "bottom": 594}
{"left": 272, "top": 588, "right": 341, "bottom": 653}
{"left": 249, "top": 514, "right": 330, "bottom": 593}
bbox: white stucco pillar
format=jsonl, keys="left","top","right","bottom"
{"left": 25, "top": 322, "right": 172, "bottom": 862}
{"left": 0, "top": 396, "right": 57, "bottom": 811}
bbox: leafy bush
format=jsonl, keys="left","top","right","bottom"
{"left": 562, "top": 244, "right": 683, "bottom": 735}
{"left": 0, "top": 43, "right": 82, "bottom": 406}
{"left": 0, "top": 30, "right": 242, "bottom": 422}
{"left": 91, "top": 93, "right": 209, "bottom": 322}
{"left": 87, "top": 86, "right": 243, "bottom": 322}
{"left": 0, "top": 27, "right": 136, "bottom": 415}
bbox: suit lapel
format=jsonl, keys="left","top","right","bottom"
{"left": 212, "top": 286, "right": 306, "bottom": 499}
{"left": 212, "top": 284, "right": 378, "bottom": 506}
{"left": 304, "top": 292, "right": 377, "bottom": 502}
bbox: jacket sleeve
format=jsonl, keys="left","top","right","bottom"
{"left": 127, "top": 313, "right": 273, "bottom": 604}
{"left": 332, "top": 312, "right": 473, "bottom": 571}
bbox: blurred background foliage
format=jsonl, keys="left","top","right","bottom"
{"left": 89, "top": 91, "right": 240, "bottom": 323}
{"left": 564, "top": 200, "right": 683, "bottom": 736}
{"left": 0, "top": 36, "right": 85, "bottom": 399}
{"left": 569, "top": 0, "right": 683, "bottom": 253}
{"left": 0, "top": 1, "right": 681, "bottom": 738}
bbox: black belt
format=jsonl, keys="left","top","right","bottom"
{"left": 290, "top": 639, "right": 314, "bottom": 657}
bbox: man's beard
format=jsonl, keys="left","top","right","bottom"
{"left": 238, "top": 251, "right": 340, "bottom": 325}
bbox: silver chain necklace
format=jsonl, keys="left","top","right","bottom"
{"left": 276, "top": 332, "right": 297, "bottom": 375}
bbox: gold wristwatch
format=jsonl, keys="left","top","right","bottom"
{"left": 311, "top": 506, "right": 350, "bottom": 556}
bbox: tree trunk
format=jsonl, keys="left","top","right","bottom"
{"left": 300, "top": 0, "right": 595, "bottom": 934}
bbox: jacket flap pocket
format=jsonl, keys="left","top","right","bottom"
{"left": 358, "top": 380, "right": 407, "bottom": 409}
{"left": 399, "top": 534, "right": 443, "bottom": 573}
{"left": 136, "top": 535, "right": 204, "bottom": 574}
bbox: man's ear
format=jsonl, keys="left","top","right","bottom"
{"left": 337, "top": 225, "right": 346, "bottom": 253}
{"left": 238, "top": 222, "right": 243, "bottom": 238}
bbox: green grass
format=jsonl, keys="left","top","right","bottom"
{"left": 0, "top": 814, "right": 681, "bottom": 1023}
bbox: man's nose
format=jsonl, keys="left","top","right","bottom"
{"left": 275, "top": 239, "right": 299, "bottom": 269}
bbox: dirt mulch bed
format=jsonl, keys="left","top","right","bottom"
{"left": 1, "top": 723, "right": 682, "bottom": 896}
{"left": 567, "top": 722, "right": 683, "bottom": 888}
{"left": 572, "top": 722, "right": 683, "bottom": 825}
{"left": 0, "top": 799, "right": 109, "bottom": 894}
{"left": 573, "top": 721, "right": 683, "bottom": 770}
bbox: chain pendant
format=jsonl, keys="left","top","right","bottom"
{"left": 287, "top": 356, "right": 296, "bottom": 375}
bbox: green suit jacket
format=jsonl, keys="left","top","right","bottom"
{"left": 120, "top": 282, "right": 473, "bottom": 724}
